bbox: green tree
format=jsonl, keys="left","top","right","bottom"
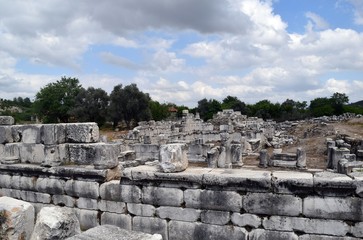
{"left": 330, "top": 92, "right": 349, "bottom": 115}
{"left": 280, "top": 99, "right": 307, "bottom": 120}
{"left": 249, "top": 99, "right": 281, "bottom": 120}
{"left": 70, "top": 87, "right": 109, "bottom": 126}
{"left": 33, "top": 77, "right": 82, "bottom": 123}
{"left": 309, "top": 97, "right": 334, "bottom": 117}
{"left": 221, "top": 96, "right": 249, "bottom": 115}
{"left": 149, "top": 100, "right": 170, "bottom": 121}
{"left": 197, "top": 98, "right": 222, "bottom": 121}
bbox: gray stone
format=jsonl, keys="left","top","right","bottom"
{"left": 1, "top": 143, "right": 20, "bottom": 164}
{"left": 207, "top": 146, "right": 220, "bottom": 168}
{"left": 159, "top": 143, "right": 188, "bottom": 173}
{"left": 93, "top": 143, "right": 119, "bottom": 169}
{"left": 66, "top": 225, "right": 162, "bottom": 240}
{"left": 200, "top": 210, "right": 230, "bottom": 225}
{"left": 231, "top": 213, "right": 261, "bottom": 228}
{"left": 168, "top": 220, "right": 248, "bottom": 240}
{"left": 42, "top": 144, "right": 69, "bottom": 167}
{"left": 127, "top": 203, "right": 155, "bottom": 217}
{"left": 30, "top": 206, "right": 80, "bottom": 240}
{"left": 36, "top": 177, "right": 65, "bottom": 195}
{"left": 0, "top": 116, "right": 14, "bottom": 125}
{"left": 66, "top": 123, "right": 99, "bottom": 143}
{"left": 350, "top": 222, "right": 363, "bottom": 238}
{"left": 0, "top": 174, "right": 12, "bottom": 188}
{"left": 100, "top": 213, "right": 132, "bottom": 230}
{"left": 142, "top": 186, "right": 183, "bottom": 207}
{"left": 313, "top": 171, "right": 355, "bottom": 196}
{"left": 272, "top": 171, "right": 313, "bottom": 194}
{"left": 119, "top": 150, "right": 136, "bottom": 161}
{"left": 262, "top": 216, "right": 350, "bottom": 236}
{"left": 133, "top": 216, "right": 168, "bottom": 240}
{"left": 100, "top": 181, "right": 142, "bottom": 203}
{"left": 299, "top": 234, "right": 358, "bottom": 240}
{"left": 41, "top": 124, "right": 66, "bottom": 145}
{"left": 259, "top": 149, "right": 269, "bottom": 167}
{"left": 0, "top": 126, "right": 13, "bottom": 143}
{"left": 296, "top": 147, "right": 306, "bottom": 168}
{"left": 249, "top": 229, "right": 298, "bottom": 240}
{"left": 157, "top": 206, "right": 201, "bottom": 222}
{"left": 303, "top": 196, "right": 363, "bottom": 221}
{"left": 52, "top": 195, "right": 76, "bottom": 207}
{"left": 243, "top": 193, "right": 302, "bottom": 216}
{"left": 185, "top": 189, "right": 242, "bottom": 212}
{"left": 98, "top": 200, "right": 126, "bottom": 214}
{"left": 22, "top": 125, "right": 42, "bottom": 144}
{"left": 65, "top": 180, "right": 99, "bottom": 199}
{"left": 20, "top": 191, "right": 51, "bottom": 203}
{"left": 231, "top": 144, "right": 243, "bottom": 166}
{"left": 0, "top": 196, "right": 34, "bottom": 240}
{"left": 75, "top": 209, "right": 99, "bottom": 231}
{"left": 20, "top": 143, "right": 45, "bottom": 164}
{"left": 76, "top": 197, "right": 98, "bottom": 210}
{"left": 331, "top": 147, "right": 350, "bottom": 170}
{"left": 19, "top": 176, "right": 37, "bottom": 191}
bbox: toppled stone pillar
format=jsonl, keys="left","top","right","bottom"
{"left": 207, "top": 146, "right": 220, "bottom": 168}
{"left": 30, "top": 206, "right": 80, "bottom": 240}
{"left": 296, "top": 147, "right": 306, "bottom": 169}
{"left": 0, "top": 196, "right": 35, "bottom": 240}
{"left": 0, "top": 116, "right": 14, "bottom": 125}
{"left": 159, "top": 143, "right": 188, "bottom": 173}
{"left": 259, "top": 149, "right": 269, "bottom": 168}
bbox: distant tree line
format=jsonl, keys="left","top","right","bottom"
{"left": 2, "top": 76, "right": 363, "bottom": 127}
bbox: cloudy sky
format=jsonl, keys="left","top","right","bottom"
{"left": 1, "top": 0, "right": 363, "bottom": 106}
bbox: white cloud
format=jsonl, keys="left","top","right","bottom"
{"left": 305, "top": 12, "right": 330, "bottom": 30}
{"left": 348, "top": 0, "right": 363, "bottom": 25}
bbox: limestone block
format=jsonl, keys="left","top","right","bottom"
{"left": 331, "top": 147, "right": 350, "bottom": 170}
{"left": 22, "top": 125, "right": 42, "bottom": 144}
{"left": 142, "top": 186, "right": 183, "bottom": 207}
{"left": 0, "top": 174, "right": 12, "bottom": 188}
{"left": 74, "top": 209, "right": 99, "bottom": 231}
{"left": 20, "top": 191, "right": 51, "bottom": 203}
{"left": 262, "top": 216, "right": 350, "bottom": 236}
{"left": 313, "top": 171, "right": 355, "bottom": 196}
{"left": 66, "top": 123, "right": 99, "bottom": 143}
{"left": 65, "top": 180, "right": 99, "bottom": 199}
{"left": 168, "top": 220, "right": 248, "bottom": 240}
{"left": 243, "top": 193, "right": 302, "bottom": 216}
{"left": 76, "top": 197, "right": 98, "bottom": 210}
{"left": 0, "top": 116, "right": 14, "bottom": 125}
{"left": 0, "top": 126, "right": 13, "bottom": 143}
{"left": 127, "top": 203, "right": 155, "bottom": 217}
{"left": 98, "top": 200, "right": 126, "bottom": 214}
{"left": 296, "top": 147, "right": 307, "bottom": 168}
{"left": 133, "top": 216, "right": 168, "bottom": 240}
{"left": 11, "top": 175, "right": 21, "bottom": 189}
{"left": 42, "top": 144, "right": 69, "bottom": 167}
{"left": 231, "top": 213, "right": 261, "bottom": 228}
{"left": 36, "top": 177, "right": 65, "bottom": 195}
{"left": 231, "top": 144, "right": 243, "bottom": 165}
{"left": 67, "top": 225, "right": 162, "bottom": 240}
{"left": 52, "top": 195, "right": 76, "bottom": 207}
{"left": 41, "top": 124, "right": 66, "bottom": 145}
{"left": 159, "top": 143, "right": 188, "bottom": 173}
{"left": 20, "top": 143, "right": 44, "bottom": 164}
{"left": 30, "top": 206, "right": 80, "bottom": 240}
{"left": 100, "top": 213, "right": 132, "bottom": 230}
{"left": 299, "top": 234, "right": 357, "bottom": 240}
{"left": 93, "top": 143, "right": 119, "bottom": 170}
{"left": 157, "top": 206, "right": 201, "bottom": 222}
{"left": 11, "top": 125, "right": 22, "bottom": 142}
{"left": 0, "top": 196, "right": 34, "bottom": 240}
{"left": 184, "top": 189, "right": 242, "bottom": 212}
{"left": 201, "top": 210, "right": 230, "bottom": 225}
{"left": 0, "top": 188, "right": 22, "bottom": 199}
{"left": 119, "top": 150, "right": 136, "bottom": 161}
{"left": 259, "top": 149, "right": 269, "bottom": 167}
{"left": 249, "top": 229, "right": 298, "bottom": 240}
{"left": 303, "top": 196, "right": 363, "bottom": 221}
{"left": 207, "top": 146, "right": 220, "bottom": 168}
{"left": 99, "top": 180, "right": 122, "bottom": 201}
{"left": 19, "top": 176, "right": 37, "bottom": 191}
{"left": 272, "top": 171, "right": 313, "bottom": 194}
{"left": 1, "top": 143, "right": 20, "bottom": 164}
{"left": 351, "top": 222, "right": 363, "bottom": 238}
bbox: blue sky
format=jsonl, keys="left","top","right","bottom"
{"left": 0, "top": 0, "right": 363, "bottom": 107}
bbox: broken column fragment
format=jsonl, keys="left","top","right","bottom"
{"left": 159, "top": 143, "right": 188, "bottom": 173}
{"left": 259, "top": 149, "right": 269, "bottom": 168}
{"left": 296, "top": 147, "right": 306, "bottom": 169}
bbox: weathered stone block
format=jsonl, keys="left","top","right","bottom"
{"left": 185, "top": 189, "right": 242, "bottom": 212}
{"left": 19, "top": 176, "right": 37, "bottom": 191}
{"left": 66, "top": 123, "right": 99, "bottom": 143}
{"left": 243, "top": 193, "right": 302, "bottom": 216}
{"left": 41, "top": 124, "right": 66, "bottom": 145}
{"left": 157, "top": 206, "right": 201, "bottom": 222}
{"left": 1, "top": 143, "right": 20, "bottom": 164}
{"left": 30, "top": 206, "right": 80, "bottom": 240}
{"left": 20, "top": 143, "right": 44, "bottom": 164}
{"left": 0, "top": 196, "right": 34, "bottom": 240}
{"left": 168, "top": 220, "right": 248, "bottom": 240}
{"left": 0, "top": 174, "right": 12, "bottom": 188}
{"left": 314, "top": 171, "right": 355, "bottom": 197}
{"left": 98, "top": 200, "right": 126, "bottom": 214}
{"left": 93, "top": 143, "right": 119, "bottom": 170}
{"left": 52, "top": 195, "right": 76, "bottom": 207}
{"left": 22, "top": 125, "right": 42, "bottom": 143}
{"left": 272, "top": 171, "right": 313, "bottom": 194}
{"left": 36, "top": 177, "right": 65, "bottom": 195}
{"left": 133, "top": 216, "right": 168, "bottom": 240}
{"left": 20, "top": 191, "right": 51, "bottom": 203}
{"left": 100, "top": 213, "right": 132, "bottom": 230}
{"left": 249, "top": 229, "right": 298, "bottom": 240}
{"left": 299, "top": 234, "right": 357, "bottom": 240}
{"left": 200, "top": 210, "right": 230, "bottom": 225}
{"left": 262, "top": 216, "right": 350, "bottom": 236}
{"left": 303, "top": 196, "right": 363, "bottom": 221}
{"left": 142, "top": 186, "right": 183, "bottom": 207}
{"left": 231, "top": 213, "right": 261, "bottom": 228}
{"left": 74, "top": 209, "right": 99, "bottom": 231}
{"left": 42, "top": 144, "right": 69, "bottom": 167}
{"left": 259, "top": 149, "right": 269, "bottom": 167}
{"left": 65, "top": 180, "right": 99, "bottom": 199}
{"left": 127, "top": 203, "right": 156, "bottom": 217}
{"left": 76, "top": 197, "right": 98, "bottom": 210}
{"left": 0, "top": 126, "right": 13, "bottom": 143}
{"left": 159, "top": 143, "right": 188, "bottom": 173}
{"left": 0, "top": 116, "right": 14, "bottom": 125}
{"left": 296, "top": 147, "right": 306, "bottom": 168}
{"left": 351, "top": 222, "right": 363, "bottom": 238}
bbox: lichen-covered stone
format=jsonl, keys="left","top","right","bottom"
{"left": 66, "top": 123, "right": 99, "bottom": 143}
{"left": 159, "top": 143, "right": 188, "bottom": 173}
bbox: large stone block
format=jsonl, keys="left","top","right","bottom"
{"left": 19, "top": 143, "right": 45, "bottom": 164}
{"left": 133, "top": 216, "right": 168, "bottom": 240}
{"left": 299, "top": 234, "right": 357, "bottom": 240}
{"left": 243, "top": 193, "right": 302, "bottom": 216}
{"left": 168, "top": 220, "right": 248, "bottom": 240}
{"left": 65, "top": 180, "right": 99, "bottom": 199}
{"left": 76, "top": 197, "right": 98, "bottom": 210}
{"left": 200, "top": 210, "right": 230, "bottom": 225}
{"left": 351, "top": 222, "right": 363, "bottom": 238}
{"left": 42, "top": 144, "right": 69, "bottom": 167}
{"left": 127, "top": 203, "right": 155, "bottom": 217}
{"left": 93, "top": 143, "right": 119, "bottom": 170}
{"left": 74, "top": 209, "right": 99, "bottom": 231}
{"left": 249, "top": 229, "right": 298, "bottom": 240}
{"left": 142, "top": 186, "right": 183, "bottom": 207}
{"left": 157, "top": 206, "right": 201, "bottom": 222}
{"left": 100, "top": 212, "right": 132, "bottom": 230}
{"left": 262, "top": 216, "right": 350, "bottom": 236}
{"left": 0, "top": 126, "right": 13, "bottom": 143}
{"left": 36, "top": 177, "right": 65, "bottom": 195}
{"left": 20, "top": 191, "right": 51, "bottom": 203}
{"left": 41, "top": 124, "right": 66, "bottom": 145}
{"left": 100, "top": 181, "right": 142, "bottom": 203}
{"left": 303, "top": 196, "right": 363, "bottom": 221}
{"left": 0, "top": 174, "right": 12, "bottom": 188}
{"left": 272, "top": 171, "right": 313, "bottom": 194}
{"left": 231, "top": 213, "right": 261, "bottom": 228}
{"left": 19, "top": 176, "right": 37, "bottom": 191}
{"left": 1, "top": 143, "right": 20, "bottom": 164}
{"left": 313, "top": 171, "right": 355, "bottom": 196}
{"left": 52, "top": 195, "right": 76, "bottom": 207}
{"left": 0, "top": 116, "right": 14, "bottom": 125}
{"left": 159, "top": 143, "right": 188, "bottom": 173}
{"left": 30, "top": 206, "right": 80, "bottom": 240}
{"left": 98, "top": 200, "right": 126, "bottom": 214}
{"left": 185, "top": 189, "right": 242, "bottom": 212}
{"left": 0, "top": 196, "right": 34, "bottom": 240}
{"left": 22, "top": 125, "right": 42, "bottom": 144}
{"left": 66, "top": 123, "right": 99, "bottom": 143}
